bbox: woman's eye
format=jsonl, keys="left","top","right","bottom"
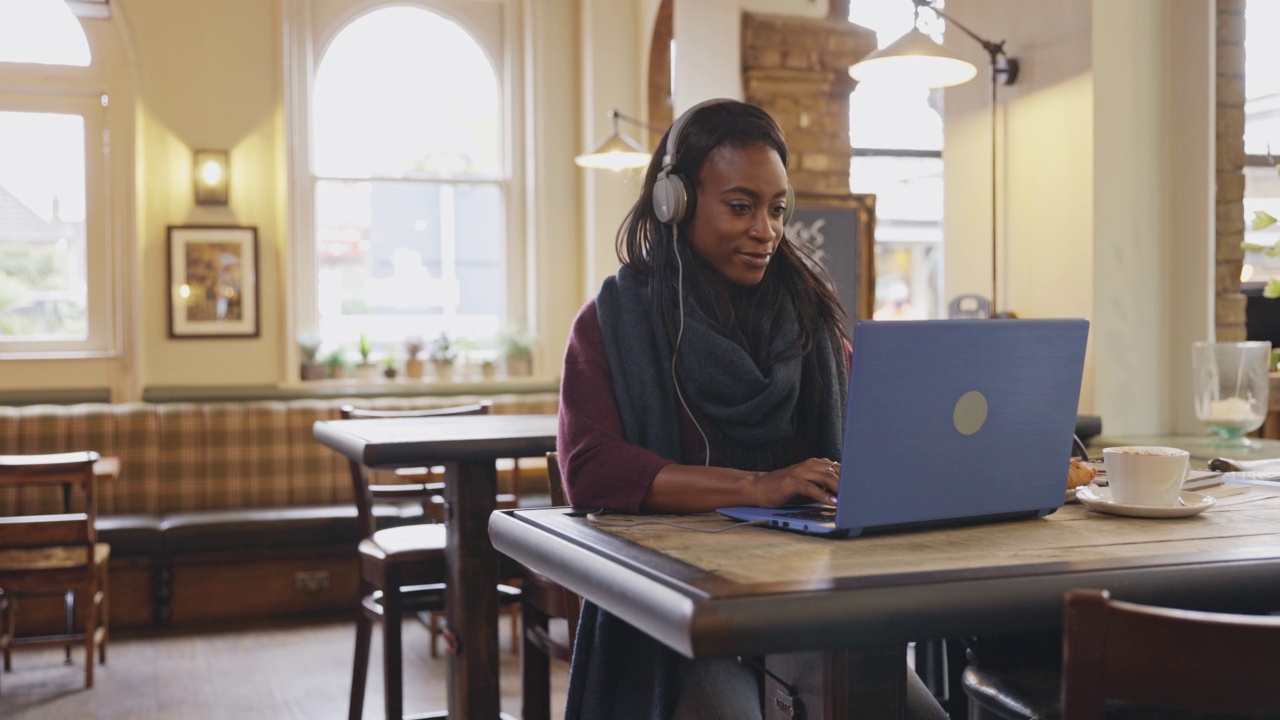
{"left": 729, "top": 202, "right": 751, "bottom": 214}
{"left": 771, "top": 204, "right": 787, "bottom": 217}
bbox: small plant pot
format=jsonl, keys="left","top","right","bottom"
{"left": 383, "top": 367, "right": 398, "bottom": 379}
{"left": 505, "top": 357, "right": 532, "bottom": 377}
{"left": 481, "top": 362, "right": 497, "bottom": 380}
{"left": 327, "top": 366, "right": 347, "bottom": 380}
{"left": 300, "top": 363, "right": 327, "bottom": 381}
{"left": 355, "top": 363, "right": 380, "bottom": 381}
{"left": 405, "top": 359, "right": 425, "bottom": 379}
{"left": 432, "top": 361, "right": 454, "bottom": 382}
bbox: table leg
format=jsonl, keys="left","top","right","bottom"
{"left": 765, "top": 645, "right": 907, "bottom": 719}
{"left": 443, "top": 459, "right": 501, "bottom": 719}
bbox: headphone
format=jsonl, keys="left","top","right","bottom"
{"left": 651, "top": 98, "right": 796, "bottom": 226}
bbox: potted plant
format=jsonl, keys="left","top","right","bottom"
{"left": 499, "top": 325, "right": 534, "bottom": 377}
{"left": 429, "top": 332, "right": 457, "bottom": 381}
{"left": 298, "top": 334, "right": 325, "bottom": 381}
{"left": 479, "top": 357, "right": 498, "bottom": 380}
{"left": 382, "top": 355, "right": 398, "bottom": 379}
{"left": 355, "top": 333, "right": 379, "bottom": 381}
{"left": 1244, "top": 153, "right": 1280, "bottom": 297}
{"left": 323, "top": 348, "right": 349, "bottom": 379}
{"left": 404, "top": 335, "right": 426, "bottom": 379}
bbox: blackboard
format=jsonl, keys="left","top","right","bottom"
{"left": 785, "top": 193, "right": 876, "bottom": 333}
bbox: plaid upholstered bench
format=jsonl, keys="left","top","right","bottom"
{"left": 0, "top": 393, "right": 558, "bottom": 631}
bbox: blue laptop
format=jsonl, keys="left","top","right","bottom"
{"left": 717, "top": 318, "right": 1089, "bottom": 538}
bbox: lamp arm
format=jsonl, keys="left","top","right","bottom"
{"left": 910, "top": 0, "right": 1007, "bottom": 63}
{"left": 609, "top": 108, "right": 665, "bottom": 134}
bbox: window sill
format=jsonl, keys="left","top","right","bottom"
{"left": 142, "top": 376, "right": 560, "bottom": 403}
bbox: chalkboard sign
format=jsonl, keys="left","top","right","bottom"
{"left": 786, "top": 193, "right": 876, "bottom": 332}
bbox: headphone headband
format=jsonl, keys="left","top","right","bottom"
{"left": 658, "top": 98, "right": 736, "bottom": 180}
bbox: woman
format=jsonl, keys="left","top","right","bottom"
{"left": 557, "top": 99, "right": 947, "bottom": 720}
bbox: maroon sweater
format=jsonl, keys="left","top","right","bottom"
{"left": 556, "top": 299, "right": 851, "bottom": 513}
{"left": 556, "top": 300, "right": 704, "bottom": 512}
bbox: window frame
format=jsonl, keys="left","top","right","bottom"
{"left": 283, "top": 0, "right": 527, "bottom": 367}
{"left": 0, "top": 27, "right": 118, "bottom": 359}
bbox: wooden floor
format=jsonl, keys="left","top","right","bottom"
{"left": 0, "top": 615, "right": 570, "bottom": 720}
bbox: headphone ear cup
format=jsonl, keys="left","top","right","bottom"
{"left": 783, "top": 185, "right": 795, "bottom": 225}
{"left": 652, "top": 174, "right": 690, "bottom": 225}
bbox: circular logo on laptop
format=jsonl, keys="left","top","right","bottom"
{"left": 953, "top": 390, "right": 988, "bottom": 435}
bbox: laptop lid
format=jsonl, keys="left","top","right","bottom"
{"left": 718, "top": 318, "right": 1089, "bottom": 537}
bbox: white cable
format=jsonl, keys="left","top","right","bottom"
{"left": 671, "top": 225, "right": 711, "bottom": 466}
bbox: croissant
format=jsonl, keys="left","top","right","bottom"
{"left": 1067, "top": 458, "right": 1098, "bottom": 489}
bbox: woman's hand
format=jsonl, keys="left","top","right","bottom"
{"left": 750, "top": 457, "right": 841, "bottom": 508}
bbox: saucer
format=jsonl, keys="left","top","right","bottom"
{"left": 1075, "top": 485, "right": 1215, "bottom": 518}
{"left": 1065, "top": 486, "right": 1082, "bottom": 503}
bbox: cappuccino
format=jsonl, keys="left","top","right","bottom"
{"left": 1102, "top": 446, "right": 1189, "bottom": 507}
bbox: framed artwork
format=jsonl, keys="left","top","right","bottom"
{"left": 166, "top": 225, "right": 259, "bottom": 338}
{"left": 787, "top": 193, "right": 877, "bottom": 329}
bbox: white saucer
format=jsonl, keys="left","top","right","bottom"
{"left": 1065, "top": 486, "right": 1082, "bottom": 503}
{"left": 1075, "top": 485, "right": 1215, "bottom": 518}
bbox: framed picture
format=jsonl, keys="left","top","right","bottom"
{"left": 167, "top": 225, "right": 259, "bottom": 338}
{"left": 788, "top": 193, "right": 876, "bottom": 329}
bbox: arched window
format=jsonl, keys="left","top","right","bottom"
{"left": 849, "top": 1, "right": 947, "bottom": 320}
{"left": 296, "top": 2, "right": 515, "bottom": 370}
{"left": 0, "top": 0, "right": 114, "bottom": 353}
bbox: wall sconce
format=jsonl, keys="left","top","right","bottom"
{"left": 574, "top": 109, "right": 657, "bottom": 172}
{"left": 193, "top": 149, "right": 229, "bottom": 205}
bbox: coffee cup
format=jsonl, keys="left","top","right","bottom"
{"left": 1102, "top": 446, "right": 1189, "bottom": 507}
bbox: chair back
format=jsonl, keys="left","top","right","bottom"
{"left": 1061, "top": 588, "right": 1280, "bottom": 719}
{"left": 0, "top": 451, "right": 100, "bottom": 541}
{"left": 545, "top": 451, "right": 568, "bottom": 508}
{"left": 339, "top": 403, "right": 492, "bottom": 538}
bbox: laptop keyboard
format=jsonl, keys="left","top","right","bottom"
{"left": 775, "top": 507, "right": 836, "bottom": 521}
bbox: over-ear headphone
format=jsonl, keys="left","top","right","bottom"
{"left": 651, "top": 98, "right": 795, "bottom": 226}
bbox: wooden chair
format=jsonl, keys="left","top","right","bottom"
{"left": 518, "top": 452, "right": 582, "bottom": 720}
{"left": 1061, "top": 588, "right": 1280, "bottom": 719}
{"left": 0, "top": 452, "right": 109, "bottom": 691}
{"left": 340, "top": 403, "right": 519, "bottom": 720}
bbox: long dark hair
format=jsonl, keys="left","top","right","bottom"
{"left": 615, "top": 101, "right": 847, "bottom": 403}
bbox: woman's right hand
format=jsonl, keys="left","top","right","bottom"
{"left": 749, "top": 457, "right": 841, "bottom": 508}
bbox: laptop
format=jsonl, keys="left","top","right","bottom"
{"left": 717, "top": 318, "right": 1090, "bottom": 538}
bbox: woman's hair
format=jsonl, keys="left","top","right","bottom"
{"left": 615, "top": 100, "right": 847, "bottom": 387}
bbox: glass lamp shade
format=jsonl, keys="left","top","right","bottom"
{"left": 574, "top": 131, "right": 650, "bottom": 171}
{"left": 849, "top": 27, "right": 978, "bottom": 89}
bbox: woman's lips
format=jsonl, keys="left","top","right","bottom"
{"left": 738, "top": 251, "right": 772, "bottom": 268}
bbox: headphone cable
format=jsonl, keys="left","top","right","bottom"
{"left": 671, "top": 226, "right": 711, "bottom": 466}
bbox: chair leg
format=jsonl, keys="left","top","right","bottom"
{"left": 64, "top": 589, "right": 74, "bottom": 664}
{"left": 83, "top": 587, "right": 95, "bottom": 689}
{"left": 428, "top": 610, "right": 442, "bottom": 659}
{"left": 521, "top": 601, "right": 551, "bottom": 720}
{"left": 383, "top": 593, "right": 403, "bottom": 720}
{"left": 2, "top": 595, "right": 14, "bottom": 672}
{"left": 510, "top": 604, "right": 520, "bottom": 654}
{"left": 98, "top": 564, "right": 109, "bottom": 666}
{"left": 349, "top": 610, "right": 373, "bottom": 720}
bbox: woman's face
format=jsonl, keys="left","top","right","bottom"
{"left": 686, "top": 142, "right": 789, "bottom": 291}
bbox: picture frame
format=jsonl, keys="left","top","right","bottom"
{"left": 166, "top": 225, "right": 259, "bottom": 339}
{"left": 788, "top": 192, "right": 877, "bottom": 328}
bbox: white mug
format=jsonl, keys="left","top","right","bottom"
{"left": 1103, "top": 446, "right": 1189, "bottom": 507}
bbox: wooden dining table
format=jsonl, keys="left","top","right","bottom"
{"left": 490, "top": 481, "right": 1280, "bottom": 718}
{"left": 314, "top": 413, "right": 558, "bottom": 719}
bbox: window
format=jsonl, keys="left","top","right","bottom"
{"left": 292, "top": 2, "right": 518, "bottom": 368}
{"left": 848, "top": 1, "right": 947, "bottom": 320}
{"left": 1241, "top": 0, "right": 1280, "bottom": 290}
{"left": 0, "top": 2, "right": 113, "bottom": 356}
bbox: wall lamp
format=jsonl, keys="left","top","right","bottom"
{"left": 193, "top": 149, "right": 230, "bottom": 205}
{"left": 574, "top": 109, "right": 656, "bottom": 172}
{"left": 850, "top": 0, "right": 1019, "bottom": 317}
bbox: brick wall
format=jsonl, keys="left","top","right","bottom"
{"left": 742, "top": 9, "right": 876, "bottom": 195}
{"left": 1217, "top": 0, "right": 1247, "bottom": 341}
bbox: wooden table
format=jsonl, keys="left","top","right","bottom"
{"left": 491, "top": 488, "right": 1280, "bottom": 718}
{"left": 314, "top": 414, "right": 557, "bottom": 719}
